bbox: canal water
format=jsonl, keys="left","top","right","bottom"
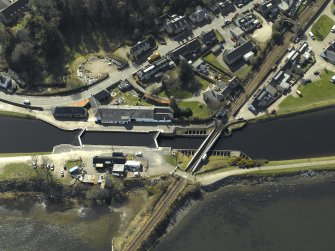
{"left": 2, "top": 108, "right": 335, "bottom": 160}
{"left": 154, "top": 172, "right": 335, "bottom": 251}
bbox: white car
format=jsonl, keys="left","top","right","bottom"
{"left": 236, "top": 116, "right": 244, "bottom": 121}
{"left": 98, "top": 175, "right": 104, "bottom": 183}
{"left": 331, "top": 75, "right": 335, "bottom": 83}
{"left": 135, "top": 152, "right": 143, "bottom": 157}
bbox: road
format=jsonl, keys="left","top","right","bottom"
{"left": 0, "top": 1, "right": 261, "bottom": 109}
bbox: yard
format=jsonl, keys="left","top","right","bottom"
{"left": 0, "top": 163, "right": 36, "bottom": 180}
{"left": 203, "top": 53, "right": 231, "bottom": 75}
{"left": 278, "top": 71, "right": 335, "bottom": 114}
{"left": 234, "top": 64, "right": 252, "bottom": 80}
{"left": 112, "top": 89, "right": 152, "bottom": 106}
{"left": 177, "top": 101, "right": 213, "bottom": 119}
{"left": 311, "top": 15, "right": 335, "bottom": 41}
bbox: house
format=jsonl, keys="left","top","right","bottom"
{"left": 52, "top": 107, "right": 88, "bottom": 120}
{"left": 252, "top": 84, "right": 278, "bottom": 109}
{"left": 257, "top": 0, "right": 280, "bottom": 20}
{"left": 189, "top": 6, "right": 210, "bottom": 24}
{"left": 200, "top": 29, "right": 219, "bottom": 46}
{"left": 118, "top": 80, "right": 132, "bottom": 92}
{"left": 93, "top": 155, "right": 126, "bottom": 169}
{"left": 320, "top": 41, "right": 335, "bottom": 64}
{"left": 234, "top": 12, "right": 259, "bottom": 33}
{"left": 0, "top": 74, "right": 16, "bottom": 93}
{"left": 272, "top": 69, "right": 291, "bottom": 93}
{"left": 0, "top": 0, "right": 29, "bottom": 25}
{"left": 168, "top": 38, "right": 203, "bottom": 62}
{"left": 165, "top": 15, "right": 189, "bottom": 35}
{"left": 129, "top": 39, "right": 151, "bottom": 60}
{"left": 93, "top": 89, "right": 111, "bottom": 105}
{"left": 217, "top": 0, "right": 236, "bottom": 16}
{"left": 230, "top": 27, "right": 244, "bottom": 41}
{"left": 112, "top": 164, "right": 126, "bottom": 177}
{"left": 94, "top": 106, "right": 173, "bottom": 124}
{"left": 223, "top": 39, "right": 254, "bottom": 66}
{"left": 135, "top": 57, "right": 175, "bottom": 81}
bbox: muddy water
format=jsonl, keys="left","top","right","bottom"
{"left": 0, "top": 194, "right": 145, "bottom": 251}
{"left": 155, "top": 173, "right": 335, "bottom": 251}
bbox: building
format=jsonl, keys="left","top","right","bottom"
{"left": 0, "top": 0, "right": 29, "bottom": 25}
{"left": 118, "top": 80, "right": 132, "bottom": 92}
{"left": 129, "top": 39, "right": 151, "bottom": 60}
{"left": 52, "top": 107, "right": 88, "bottom": 120}
{"left": 0, "top": 74, "right": 16, "bottom": 93}
{"left": 200, "top": 29, "right": 219, "bottom": 46}
{"left": 230, "top": 27, "right": 245, "bottom": 41}
{"left": 112, "top": 164, "right": 126, "bottom": 177}
{"left": 223, "top": 39, "right": 254, "bottom": 66}
{"left": 135, "top": 57, "right": 175, "bottom": 81}
{"left": 94, "top": 106, "right": 173, "bottom": 124}
{"left": 125, "top": 160, "right": 141, "bottom": 172}
{"left": 189, "top": 6, "right": 210, "bottom": 24}
{"left": 218, "top": 0, "right": 236, "bottom": 16}
{"left": 168, "top": 38, "right": 203, "bottom": 62}
{"left": 320, "top": 41, "right": 335, "bottom": 64}
{"left": 165, "top": 15, "right": 189, "bottom": 35}
{"left": 257, "top": 0, "right": 280, "bottom": 20}
{"left": 93, "top": 155, "right": 126, "bottom": 169}
{"left": 93, "top": 89, "right": 111, "bottom": 105}
{"left": 252, "top": 84, "right": 278, "bottom": 109}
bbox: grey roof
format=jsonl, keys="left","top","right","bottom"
{"left": 130, "top": 39, "right": 150, "bottom": 55}
{"left": 223, "top": 40, "right": 254, "bottom": 65}
{"left": 200, "top": 29, "right": 218, "bottom": 45}
{"left": 265, "top": 84, "right": 278, "bottom": 96}
{"left": 52, "top": 107, "right": 88, "bottom": 116}
{"left": 113, "top": 164, "right": 125, "bottom": 172}
{"left": 93, "top": 89, "right": 111, "bottom": 103}
{"left": 169, "top": 38, "right": 202, "bottom": 61}
{"left": 96, "top": 106, "right": 173, "bottom": 123}
{"left": 320, "top": 43, "right": 335, "bottom": 64}
{"left": 0, "top": 0, "right": 29, "bottom": 20}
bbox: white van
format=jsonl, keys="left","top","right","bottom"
{"left": 331, "top": 25, "right": 335, "bottom": 33}
{"left": 309, "top": 32, "right": 315, "bottom": 40}
{"left": 23, "top": 99, "right": 30, "bottom": 105}
{"left": 296, "top": 90, "right": 302, "bottom": 96}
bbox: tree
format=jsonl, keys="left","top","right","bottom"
{"left": 179, "top": 59, "right": 195, "bottom": 86}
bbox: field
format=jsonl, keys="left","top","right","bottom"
{"left": 0, "top": 163, "right": 36, "bottom": 180}
{"left": 177, "top": 101, "right": 213, "bottom": 119}
{"left": 311, "top": 15, "right": 335, "bottom": 41}
{"left": 278, "top": 71, "right": 335, "bottom": 114}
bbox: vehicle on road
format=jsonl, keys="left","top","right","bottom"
{"left": 201, "top": 154, "right": 207, "bottom": 162}
{"left": 60, "top": 170, "right": 64, "bottom": 177}
{"left": 296, "top": 90, "right": 302, "bottom": 96}
{"left": 23, "top": 99, "right": 30, "bottom": 105}
{"left": 147, "top": 52, "right": 161, "bottom": 63}
{"left": 236, "top": 116, "right": 244, "bottom": 120}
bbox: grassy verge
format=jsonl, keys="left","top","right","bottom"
{"left": 215, "top": 29, "right": 224, "bottom": 43}
{"left": 0, "top": 110, "right": 35, "bottom": 119}
{"left": 264, "top": 155, "right": 335, "bottom": 166}
{"left": 278, "top": 71, "right": 335, "bottom": 115}
{"left": 203, "top": 53, "right": 231, "bottom": 75}
{"left": 235, "top": 64, "right": 252, "bottom": 80}
{"left": 200, "top": 156, "right": 233, "bottom": 172}
{"left": 0, "top": 152, "right": 50, "bottom": 157}
{"left": 177, "top": 101, "right": 213, "bottom": 119}
{"left": 311, "top": 14, "right": 335, "bottom": 41}
{"left": 196, "top": 76, "right": 211, "bottom": 90}
{"left": 0, "top": 163, "right": 36, "bottom": 180}
{"left": 246, "top": 164, "right": 335, "bottom": 176}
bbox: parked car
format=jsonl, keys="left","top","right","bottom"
{"left": 60, "top": 170, "right": 64, "bottom": 177}
{"left": 236, "top": 116, "right": 244, "bottom": 121}
{"left": 23, "top": 99, "right": 30, "bottom": 105}
{"left": 309, "top": 31, "right": 315, "bottom": 40}
{"left": 98, "top": 175, "right": 104, "bottom": 184}
{"left": 313, "top": 71, "right": 320, "bottom": 76}
{"left": 135, "top": 152, "right": 143, "bottom": 157}
{"left": 331, "top": 75, "right": 335, "bottom": 83}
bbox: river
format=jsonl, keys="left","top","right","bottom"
{"left": 1, "top": 108, "right": 334, "bottom": 160}
{"left": 154, "top": 172, "right": 335, "bottom": 251}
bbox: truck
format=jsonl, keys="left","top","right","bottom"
{"left": 147, "top": 52, "right": 161, "bottom": 63}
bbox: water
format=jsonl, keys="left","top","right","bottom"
{"left": 0, "top": 193, "right": 145, "bottom": 251}
{"left": 154, "top": 173, "right": 335, "bottom": 251}
{"left": 2, "top": 108, "right": 335, "bottom": 160}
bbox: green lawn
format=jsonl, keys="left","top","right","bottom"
{"left": 203, "top": 53, "right": 231, "bottom": 75}
{"left": 235, "top": 64, "right": 252, "bottom": 80}
{"left": 178, "top": 101, "right": 213, "bottom": 119}
{"left": 215, "top": 29, "right": 224, "bottom": 43}
{"left": 196, "top": 76, "right": 211, "bottom": 90}
{"left": 112, "top": 89, "right": 152, "bottom": 106}
{"left": 0, "top": 163, "right": 36, "bottom": 180}
{"left": 265, "top": 155, "right": 335, "bottom": 167}
{"left": 200, "top": 156, "right": 235, "bottom": 172}
{"left": 311, "top": 15, "right": 335, "bottom": 41}
{"left": 278, "top": 71, "right": 335, "bottom": 115}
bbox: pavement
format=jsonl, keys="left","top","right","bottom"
{"left": 0, "top": 0, "right": 261, "bottom": 110}
{"left": 197, "top": 157, "right": 335, "bottom": 186}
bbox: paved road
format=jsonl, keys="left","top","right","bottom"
{"left": 0, "top": 1, "right": 261, "bottom": 109}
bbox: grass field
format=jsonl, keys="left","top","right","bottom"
{"left": 311, "top": 15, "right": 335, "bottom": 41}
{"left": 178, "top": 101, "right": 213, "bottom": 119}
{"left": 0, "top": 163, "right": 36, "bottom": 180}
{"left": 278, "top": 71, "right": 335, "bottom": 114}
{"left": 235, "top": 64, "right": 252, "bottom": 80}
{"left": 203, "top": 53, "right": 231, "bottom": 75}
{"left": 215, "top": 29, "right": 224, "bottom": 43}
{"left": 200, "top": 156, "right": 235, "bottom": 172}
{"left": 0, "top": 111, "right": 35, "bottom": 119}
{"left": 196, "top": 76, "right": 211, "bottom": 90}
